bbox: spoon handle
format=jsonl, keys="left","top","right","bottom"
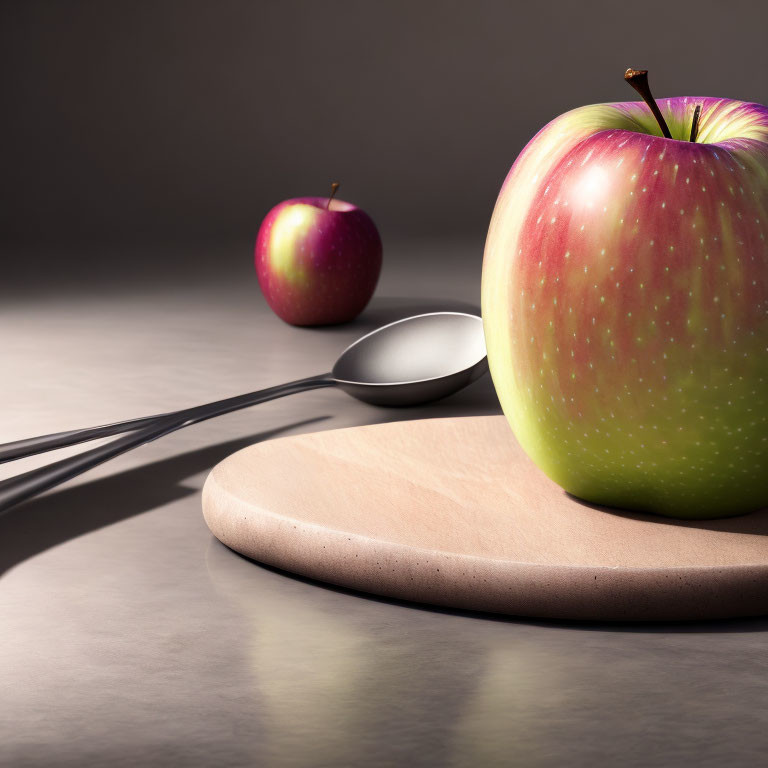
{"left": 0, "top": 375, "right": 334, "bottom": 464}
{"left": 0, "top": 374, "right": 335, "bottom": 515}
{"left": 0, "top": 415, "right": 166, "bottom": 464}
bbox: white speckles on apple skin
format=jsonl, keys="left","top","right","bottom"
{"left": 483, "top": 96, "right": 768, "bottom": 518}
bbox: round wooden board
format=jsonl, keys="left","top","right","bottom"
{"left": 202, "top": 416, "right": 768, "bottom": 621}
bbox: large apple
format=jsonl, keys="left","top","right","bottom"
{"left": 256, "top": 183, "right": 382, "bottom": 326}
{"left": 482, "top": 70, "right": 768, "bottom": 518}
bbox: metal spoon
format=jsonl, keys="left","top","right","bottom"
{"left": 0, "top": 312, "right": 487, "bottom": 513}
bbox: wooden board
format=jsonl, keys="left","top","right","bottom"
{"left": 202, "top": 416, "right": 768, "bottom": 621}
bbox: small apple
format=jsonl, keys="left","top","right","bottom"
{"left": 482, "top": 69, "right": 768, "bottom": 519}
{"left": 255, "top": 183, "right": 382, "bottom": 326}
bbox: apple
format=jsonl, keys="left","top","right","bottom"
{"left": 482, "top": 70, "right": 768, "bottom": 519}
{"left": 255, "top": 183, "right": 382, "bottom": 325}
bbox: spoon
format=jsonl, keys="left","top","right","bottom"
{"left": 0, "top": 312, "right": 487, "bottom": 514}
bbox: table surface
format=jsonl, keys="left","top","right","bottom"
{"left": 2, "top": 241, "right": 767, "bottom": 768}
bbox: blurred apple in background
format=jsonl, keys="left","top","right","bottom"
{"left": 482, "top": 69, "right": 768, "bottom": 519}
{"left": 255, "top": 183, "right": 382, "bottom": 326}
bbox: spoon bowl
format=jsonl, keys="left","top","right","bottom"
{"left": 332, "top": 312, "right": 487, "bottom": 406}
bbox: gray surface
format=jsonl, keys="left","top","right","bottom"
{"left": 2, "top": 243, "right": 768, "bottom": 768}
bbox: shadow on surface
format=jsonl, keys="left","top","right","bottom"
{"left": 566, "top": 493, "right": 768, "bottom": 536}
{"left": 0, "top": 418, "right": 327, "bottom": 577}
{"left": 215, "top": 544, "right": 768, "bottom": 634}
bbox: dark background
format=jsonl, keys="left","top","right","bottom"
{"left": 2, "top": 0, "right": 768, "bottom": 287}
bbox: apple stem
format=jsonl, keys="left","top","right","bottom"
{"left": 689, "top": 104, "right": 702, "bottom": 143}
{"left": 327, "top": 181, "right": 340, "bottom": 210}
{"left": 624, "top": 69, "right": 672, "bottom": 139}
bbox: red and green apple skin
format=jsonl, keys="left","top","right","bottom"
{"left": 482, "top": 97, "right": 768, "bottom": 518}
{"left": 256, "top": 197, "right": 382, "bottom": 326}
